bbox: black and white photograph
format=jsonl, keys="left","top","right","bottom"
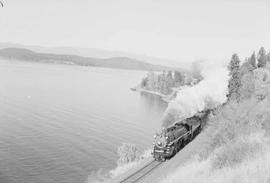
{"left": 0, "top": 0, "right": 270, "bottom": 183}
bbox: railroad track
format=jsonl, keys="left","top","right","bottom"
{"left": 119, "top": 159, "right": 162, "bottom": 183}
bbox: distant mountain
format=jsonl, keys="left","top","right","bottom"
{"left": 0, "top": 47, "right": 174, "bottom": 71}
{"left": 0, "top": 42, "right": 191, "bottom": 70}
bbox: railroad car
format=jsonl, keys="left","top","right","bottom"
{"left": 151, "top": 110, "right": 210, "bottom": 161}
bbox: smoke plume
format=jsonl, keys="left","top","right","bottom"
{"left": 163, "top": 61, "right": 229, "bottom": 126}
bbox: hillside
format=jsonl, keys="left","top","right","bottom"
{"left": 0, "top": 43, "right": 189, "bottom": 70}
{"left": 0, "top": 47, "right": 171, "bottom": 71}
{"left": 159, "top": 48, "right": 270, "bottom": 183}
{"left": 97, "top": 47, "right": 270, "bottom": 183}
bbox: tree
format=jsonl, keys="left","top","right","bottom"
{"left": 257, "top": 47, "right": 267, "bottom": 68}
{"left": 174, "top": 71, "right": 184, "bottom": 86}
{"left": 250, "top": 52, "right": 257, "bottom": 69}
{"left": 160, "top": 71, "right": 168, "bottom": 94}
{"left": 240, "top": 53, "right": 256, "bottom": 75}
{"left": 266, "top": 51, "right": 270, "bottom": 63}
{"left": 240, "top": 58, "right": 253, "bottom": 77}
{"left": 146, "top": 71, "right": 155, "bottom": 90}
{"left": 165, "top": 71, "right": 174, "bottom": 91}
{"left": 228, "top": 54, "right": 240, "bottom": 74}
{"left": 140, "top": 77, "right": 148, "bottom": 87}
{"left": 227, "top": 54, "right": 241, "bottom": 101}
{"left": 166, "top": 70, "right": 173, "bottom": 80}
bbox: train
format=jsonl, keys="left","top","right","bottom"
{"left": 151, "top": 110, "right": 211, "bottom": 161}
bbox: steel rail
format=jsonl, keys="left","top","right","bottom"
{"left": 129, "top": 161, "right": 162, "bottom": 183}
{"left": 119, "top": 159, "right": 162, "bottom": 183}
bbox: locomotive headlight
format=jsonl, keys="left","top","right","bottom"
{"left": 153, "top": 134, "right": 157, "bottom": 138}
{"left": 158, "top": 141, "right": 161, "bottom": 146}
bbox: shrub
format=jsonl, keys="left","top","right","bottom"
{"left": 117, "top": 143, "right": 141, "bottom": 166}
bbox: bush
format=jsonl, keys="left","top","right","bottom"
{"left": 117, "top": 143, "right": 141, "bottom": 166}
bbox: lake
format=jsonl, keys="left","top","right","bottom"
{"left": 0, "top": 60, "right": 167, "bottom": 183}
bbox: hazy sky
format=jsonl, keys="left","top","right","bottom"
{"left": 0, "top": 0, "right": 270, "bottom": 62}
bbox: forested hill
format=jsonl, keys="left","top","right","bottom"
{"left": 0, "top": 47, "right": 172, "bottom": 71}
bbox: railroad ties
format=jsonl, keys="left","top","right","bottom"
{"left": 119, "top": 160, "right": 162, "bottom": 183}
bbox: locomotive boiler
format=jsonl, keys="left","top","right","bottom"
{"left": 151, "top": 110, "right": 210, "bottom": 161}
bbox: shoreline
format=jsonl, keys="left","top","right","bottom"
{"left": 131, "top": 85, "right": 191, "bottom": 102}
{"left": 131, "top": 87, "right": 171, "bottom": 102}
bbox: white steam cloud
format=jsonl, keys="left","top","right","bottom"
{"left": 164, "top": 61, "right": 229, "bottom": 123}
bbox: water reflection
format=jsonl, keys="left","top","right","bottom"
{"left": 139, "top": 92, "right": 183, "bottom": 128}
{"left": 139, "top": 92, "right": 179, "bottom": 128}
{"left": 139, "top": 92, "right": 167, "bottom": 115}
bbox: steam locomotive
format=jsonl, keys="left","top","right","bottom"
{"left": 151, "top": 110, "right": 210, "bottom": 161}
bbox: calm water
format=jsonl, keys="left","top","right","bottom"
{"left": 0, "top": 60, "right": 167, "bottom": 183}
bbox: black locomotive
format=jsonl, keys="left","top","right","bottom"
{"left": 151, "top": 110, "right": 210, "bottom": 161}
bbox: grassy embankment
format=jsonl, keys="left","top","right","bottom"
{"left": 161, "top": 53, "right": 270, "bottom": 183}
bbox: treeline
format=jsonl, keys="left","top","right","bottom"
{"left": 227, "top": 47, "right": 270, "bottom": 101}
{"left": 139, "top": 70, "right": 197, "bottom": 95}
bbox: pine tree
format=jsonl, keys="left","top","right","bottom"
{"left": 140, "top": 77, "right": 148, "bottom": 87}
{"left": 257, "top": 47, "right": 267, "bottom": 68}
{"left": 227, "top": 54, "right": 241, "bottom": 101}
{"left": 228, "top": 54, "right": 240, "bottom": 74}
{"left": 160, "top": 71, "right": 167, "bottom": 94}
{"left": 174, "top": 71, "right": 183, "bottom": 86}
{"left": 240, "top": 52, "right": 256, "bottom": 74}
{"left": 146, "top": 71, "right": 155, "bottom": 90}
{"left": 250, "top": 52, "right": 257, "bottom": 69}
{"left": 166, "top": 71, "right": 174, "bottom": 89}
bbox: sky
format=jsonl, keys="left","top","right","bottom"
{"left": 0, "top": 0, "right": 270, "bottom": 63}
